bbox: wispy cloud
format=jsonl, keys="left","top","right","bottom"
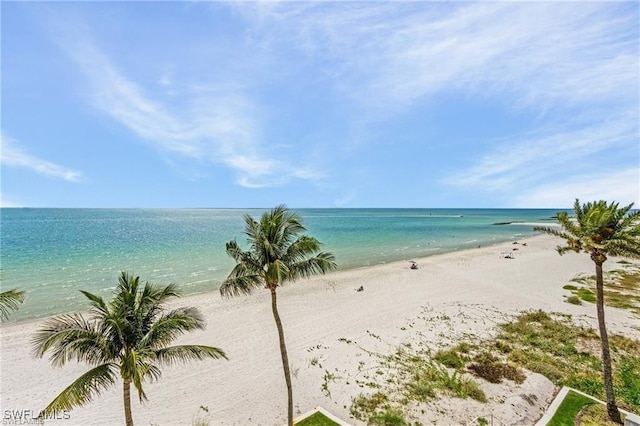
{"left": 1, "top": 133, "right": 82, "bottom": 182}
{"left": 441, "top": 112, "right": 638, "bottom": 192}
{"left": 511, "top": 168, "right": 640, "bottom": 208}
{"left": 33, "top": 2, "right": 638, "bottom": 204}
{"left": 235, "top": 2, "right": 637, "bottom": 114}
{"left": 47, "top": 14, "right": 320, "bottom": 188}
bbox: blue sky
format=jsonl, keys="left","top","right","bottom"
{"left": 2, "top": 1, "right": 638, "bottom": 208}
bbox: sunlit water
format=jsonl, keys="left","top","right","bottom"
{"left": 0, "top": 208, "right": 562, "bottom": 322}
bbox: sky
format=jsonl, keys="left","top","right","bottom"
{"left": 1, "top": 1, "right": 639, "bottom": 209}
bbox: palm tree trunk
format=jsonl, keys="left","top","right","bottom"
{"left": 123, "top": 380, "right": 134, "bottom": 426}
{"left": 594, "top": 260, "right": 622, "bottom": 424}
{"left": 270, "top": 287, "right": 293, "bottom": 426}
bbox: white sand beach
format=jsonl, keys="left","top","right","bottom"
{"left": 1, "top": 234, "right": 638, "bottom": 425}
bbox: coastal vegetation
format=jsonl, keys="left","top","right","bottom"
{"left": 535, "top": 199, "right": 640, "bottom": 424}
{"left": 563, "top": 262, "right": 640, "bottom": 314}
{"left": 32, "top": 272, "right": 227, "bottom": 426}
{"left": 220, "top": 205, "right": 337, "bottom": 426}
{"left": 0, "top": 288, "right": 25, "bottom": 321}
{"left": 329, "top": 309, "right": 640, "bottom": 425}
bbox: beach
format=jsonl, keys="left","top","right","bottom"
{"left": 1, "top": 234, "right": 638, "bottom": 425}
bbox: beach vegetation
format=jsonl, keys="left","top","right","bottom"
{"left": 433, "top": 348, "right": 466, "bottom": 369}
{"left": 468, "top": 352, "right": 525, "bottom": 384}
{"left": 566, "top": 295, "right": 583, "bottom": 305}
{"left": 347, "top": 340, "right": 488, "bottom": 424}
{"left": 368, "top": 408, "right": 408, "bottom": 425}
{"left": 0, "top": 288, "right": 25, "bottom": 321}
{"left": 32, "top": 272, "right": 227, "bottom": 426}
{"left": 563, "top": 265, "right": 640, "bottom": 314}
{"left": 220, "top": 205, "right": 337, "bottom": 426}
{"left": 496, "top": 310, "right": 640, "bottom": 413}
{"left": 535, "top": 199, "right": 640, "bottom": 424}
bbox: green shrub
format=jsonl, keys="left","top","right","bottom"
{"left": 525, "top": 360, "right": 565, "bottom": 382}
{"left": 406, "top": 380, "right": 435, "bottom": 401}
{"left": 577, "top": 288, "right": 596, "bottom": 303}
{"left": 502, "top": 363, "right": 526, "bottom": 384}
{"left": 454, "top": 342, "right": 474, "bottom": 354}
{"left": 519, "top": 310, "right": 551, "bottom": 323}
{"left": 469, "top": 351, "right": 526, "bottom": 384}
{"left": 458, "top": 377, "right": 487, "bottom": 402}
{"left": 566, "top": 295, "right": 582, "bottom": 305}
{"left": 469, "top": 352, "right": 503, "bottom": 383}
{"left": 433, "top": 349, "right": 465, "bottom": 369}
{"left": 368, "top": 408, "right": 408, "bottom": 426}
{"left": 494, "top": 340, "right": 512, "bottom": 353}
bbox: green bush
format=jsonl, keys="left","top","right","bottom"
{"left": 566, "top": 295, "right": 582, "bottom": 305}
{"left": 433, "top": 349, "right": 465, "bottom": 369}
{"left": 494, "top": 340, "right": 512, "bottom": 353}
{"left": 525, "top": 360, "right": 565, "bottom": 382}
{"left": 502, "top": 363, "right": 526, "bottom": 384}
{"left": 368, "top": 408, "right": 408, "bottom": 426}
{"left": 406, "top": 380, "right": 436, "bottom": 401}
{"left": 576, "top": 288, "right": 596, "bottom": 303}
{"left": 469, "top": 352, "right": 503, "bottom": 383}
{"left": 469, "top": 351, "right": 525, "bottom": 384}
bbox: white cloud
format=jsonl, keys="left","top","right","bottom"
{"left": 48, "top": 18, "right": 320, "bottom": 189}
{"left": 236, "top": 2, "right": 638, "bottom": 114}
{"left": 511, "top": 168, "right": 640, "bottom": 208}
{"left": 1, "top": 133, "right": 82, "bottom": 182}
{"left": 442, "top": 113, "right": 638, "bottom": 191}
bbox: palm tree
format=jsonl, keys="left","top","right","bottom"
{"left": 220, "top": 205, "right": 337, "bottom": 426}
{"left": 0, "top": 288, "right": 25, "bottom": 321}
{"left": 32, "top": 271, "right": 227, "bottom": 426}
{"left": 535, "top": 199, "right": 640, "bottom": 424}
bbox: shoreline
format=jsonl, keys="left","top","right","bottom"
{"left": 2, "top": 233, "right": 637, "bottom": 425}
{"left": 2, "top": 232, "right": 541, "bottom": 327}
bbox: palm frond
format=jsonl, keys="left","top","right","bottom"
{"left": 40, "top": 363, "right": 117, "bottom": 415}
{"left": 31, "top": 314, "right": 110, "bottom": 366}
{"left": 0, "top": 289, "right": 25, "bottom": 321}
{"left": 154, "top": 345, "right": 228, "bottom": 365}
{"left": 220, "top": 274, "right": 263, "bottom": 297}
{"left": 79, "top": 290, "right": 109, "bottom": 318}
{"left": 139, "top": 307, "right": 206, "bottom": 350}
{"left": 289, "top": 252, "right": 337, "bottom": 280}
{"left": 541, "top": 199, "right": 640, "bottom": 261}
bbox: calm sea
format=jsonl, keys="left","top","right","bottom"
{"left": 0, "top": 208, "right": 562, "bottom": 322}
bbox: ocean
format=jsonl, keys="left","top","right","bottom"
{"left": 0, "top": 208, "right": 562, "bottom": 322}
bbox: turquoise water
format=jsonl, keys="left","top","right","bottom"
{"left": 0, "top": 208, "right": 561, "bottom": 322}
